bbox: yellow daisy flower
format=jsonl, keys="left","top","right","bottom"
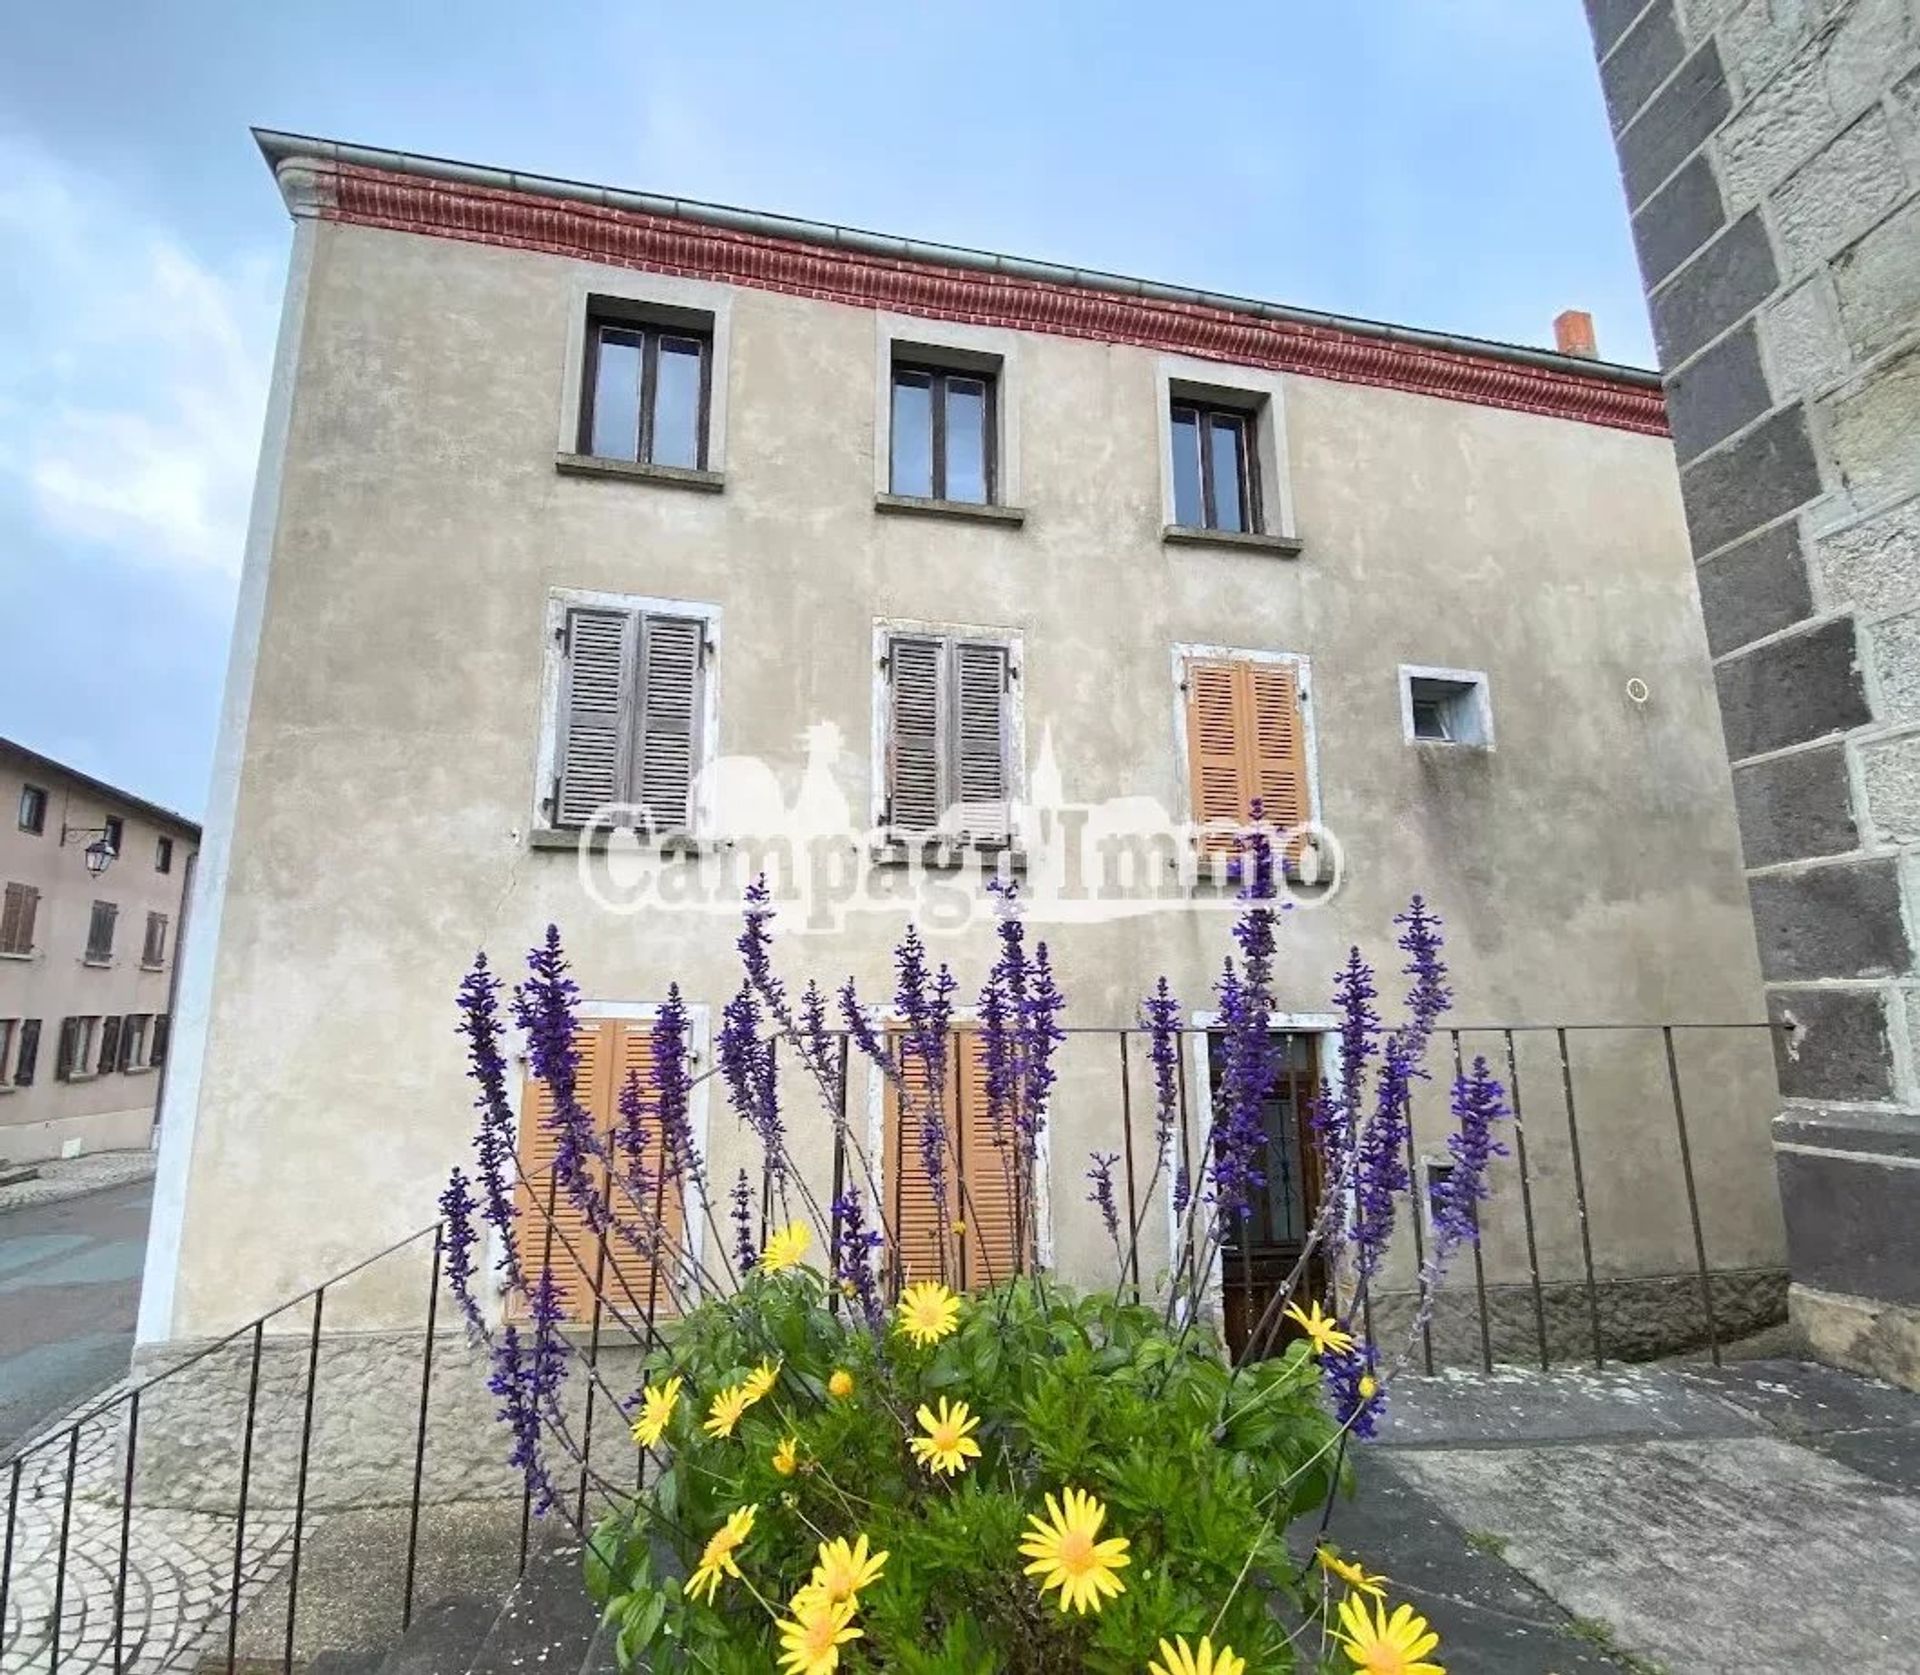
{"left": 1317, "top": 1545, "right": 1388, "bottom": 1598}
{"left": 1018, "top": 1486, "right": 1130, "bottom": 1615}
{"left": 775, "top": 1591, "right": 861, "bottom": 1675}
{"left": 809, "top": 1532, "right": 888, "bottom": 1605}
{"left": 1149, "top": 1634, "right": 1246, "bottom": 1675}
{"left": 1359, "top": 1371, "right": 1380, "bottom": 1400}
{"left": 895, "top": 1280, "right": 962, "bottom": 1348}
{"left": 1284, "top": 1299, "right": 1357, "bottom": 1360}
{"left": 742, "top": 1358, "right": 781, "bottom": 1405}
{"left": 683, "top": 1503, "right": 757, "bottom": 1605}
{"left": 629, "top": 1374, "right": 682, "bottom": 1448}
{"left": 909, "top": 1397, "right": 983, "bottom": 1477}
{"left": 827, "top": 1369, "right": 855, "bottom": 1400}
{"left": 759, "top": 1221, "right": 812, "bottom": 1274}
{"left": 772, "top": 1435, "right": 800, "bottom": 1477}
{"left": 704, "top": 1382, "right": 752, "bottom": 1440}
{"left": 1335, "top": 1593, "right": 1445, "bottom": 1674}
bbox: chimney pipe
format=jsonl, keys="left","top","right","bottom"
{"left": 1554, "top": 310, "right": 1598, "bottom": 358}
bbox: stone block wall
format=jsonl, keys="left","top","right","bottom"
{"left": 1586, "top": 0, "right": 1920, "bottom": 1385}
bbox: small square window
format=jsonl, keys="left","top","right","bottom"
{"left": 578, "top": 314, "right": 712, "bottom": 470}
{"left": 1170, "top": 400, "right": 1260, "bottom": 534}
{"left": 1421, "top": 1156, "right": 1457, "bottom": 1236}
{"left": 1401, "top": 669, "right": 1492, "bottom": 747}
{"left": 18, "top": 785, "right": 46, "bottom": 834}
{"left": 156, "top": 836, "right": 173, "bottom": 874}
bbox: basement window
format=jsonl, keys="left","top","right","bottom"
{"left": 1400, "top": 667, "right": 1492, "bottom": 747}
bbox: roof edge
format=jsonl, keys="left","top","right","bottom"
{"left": 2, "top": 737, "right": 202, "bottom": 837}
{"left": 253, "top": 127, "right": 1663, "bottom": 394}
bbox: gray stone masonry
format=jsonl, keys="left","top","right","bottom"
{"left": 1586, "top": 0, "right": 1920, "bottom": 1387}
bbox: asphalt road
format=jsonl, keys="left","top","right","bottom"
{"left": 0, "top": 1178, "right": 151, "bottom": 1455}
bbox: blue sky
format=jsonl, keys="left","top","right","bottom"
{"left": 0, "top": 1, "right": 1641, "bottom": 820}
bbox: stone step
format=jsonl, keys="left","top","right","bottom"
{"left": 371, "top": 1595, "right": 502, "bottom": 1675}
{"left": 463, "top": 1540, "right": 599, "bottom": 1675}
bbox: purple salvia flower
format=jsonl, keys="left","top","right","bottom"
{"left": 729, "top": 1168, "right": 758, "bottom": 1274}
{"left": 457, "top": 954, "right": 522, "bottom": 1286}
{"left": 511, "top": 927, "right": 606, "bottom": 1243}
{"left": 1019, "top": 941, "right": 1066, "bottom": 1144}
{"left": 837, "top": 976, "right": 889, "bottom": 1067}
{"left": 651, "top": 985, "right": 701, "bottom": 1195}
{"left": 1321, "top": 1342, "right": 1386, "bottom": 1441}
{"left": 488, "top": 1268, "right": 570, "bottom": 1514}
{"left": 797, "top": 979, "right": 836, "bottom": 1085}
{"left": 1430, "top": 1055, "right": 1510, "bottom": 1250}
{"left": 1210, "top": 819, "right": 1284, "bottom": 1219}
{"left": 439, "top": 1167, "right": 484, "bottom": 1339}
{"left": 1396, "top": 895, "right": 1451, "bottom": 1034}
{"left": 1141, "top": 978, "right": 1182, "bottom": 1168}
{"left": 719, "top": 980, "right": 786, "bottom": 1180}
{"left": 736, "top": 874, "right": 786, "bottom": 1019}
{"left": 1085, "top": 1151, "right": 1122, "bottom": 1252}
{"left": 892, "top": 926, "right": 955, "bottom": 1220}
{"left": 1173, "top": 1162, "right": 1192, "bottom": 1220}
{"left": 830, "top": 1188, "right": 886, "bottom": 1326}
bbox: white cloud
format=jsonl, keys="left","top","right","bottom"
{"left": 0, "top": 142, "right": 280, "bottom": 581}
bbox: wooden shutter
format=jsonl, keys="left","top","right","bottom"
{"left": 556, "top": 608, "right": 636, "bottom": 827}
{"left": 149, "top": 1015, "right": 168, "bottom": 1068}
{"left": 883, "top": 1031, "right": 1025, "bottom": 1293}
{"left": 15, "top": 1020, "right": 39, "bottom": 1086}
{"left": 55, "top": 1017, "right": 76, "bottom": 1081}
{"left": 143, "top": 913, "right": 168, "bottom": 966}
{"left": 953, "top": 640, "right": 1011, "bottom": 843}
{"left": 887, "top": 637, "right": 945, "bottom": 833}
{"left": 87, "top": 901, "right": 117, "bottom": 961}
{"left": 118, "top": 1017, "right": 142, "bottom": 1072}
{"left": 516, "top": 1017, "right": 686, "bottom": 1325}
{"left": 1184, "top": 657, "right": 1311, "bottom": 853}
{"left": 635, "top": 614, "right": 702, "bottom": 833}
{"left": 99, "top": 1016, "right": 121, "bottom": 1076}
{"left": 605, "top": 1020, "right": 686, "bottom": 1315}
{"left": 0, "top": 883, "right": 37, "bottom": 955}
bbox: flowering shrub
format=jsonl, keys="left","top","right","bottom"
{"left": 444, "top": 824, "right": 1503, "bottom": 1672}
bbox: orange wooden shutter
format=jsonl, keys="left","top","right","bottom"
{"left": 883, "top": 1031, "right": 1023, "bottom": 1292}
{"left": 1184, "top": 658, "right": 1311, "bottom": 853}
{"left": 606, "top": 1019, "right": 687, "bottom": 1319}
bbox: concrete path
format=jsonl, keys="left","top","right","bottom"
{"left": 1346, "top": 1359, "right": 1920, "bottom": 1675}
{"left": 0, "top": 1147, "right": 155, "bottom": 1214}
{"left": 0, "top": 1176, "right": 152, "bottom": 1455}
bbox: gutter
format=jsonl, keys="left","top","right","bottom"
{"left": 252, "top": 128, "right": 1661, "bottom": 394}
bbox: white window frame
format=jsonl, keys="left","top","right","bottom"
{"left": 873, "top": 314, "right": 1023, "bottom": 507}
{"left": 1168, "top": 643, "right": 1323, "bottom": 830}
{"left": 858, "top": 1003, "right": 1056, "bottom": 1278}
{"left": 870, "top": 617, "right": 1027, "bottom": 849}
{"left": 1399, "top": 665, "right": 1495, "bottom": 748}
{"left": 498, "top": 999, "right": 714, "bottom": 1322}
{"left": 555, "top": 272, "right": 734, "bottom": 473}
{"left": 1168, "top": 1012, "right": 1343, "bottom": 1327}
{"left": 531, "top": 588, "right": 723, "bottom": 839}
{"left": 1155, "top": 355, "right": 1297, "bottom": 540}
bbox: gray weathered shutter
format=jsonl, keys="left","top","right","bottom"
{"left": 119, "top": 1017, "right": 139, "bottom": 1072}
{"left": 55, "top": 1018, "right": 76, "bottom": 1080}
{"left": 952, "top": 640, "right": 1011, "bottom": 842}
{"left": 556, "top": 608, "right": 637, "bottom": 827}
{"left": 150, "top": 1015, "right": 169, "bottom": 1068}
{"left": 0, "top": 884, "right": 37, "bottom": 954}
{"left": 634, "top": 613, "right": 703, "bottom": 833}
{"left": 887, "top": 636, "right": 945, "bottom": 833}
{"left": 99, "top": 1016, "right": 120, "bottom": 1075}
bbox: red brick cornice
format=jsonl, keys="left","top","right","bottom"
{"left": 315, "top": 161, "right": 1669, "bottom": 439}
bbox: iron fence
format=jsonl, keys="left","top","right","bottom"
{"left": 0, "top": 1016, "right": 1787, "bottom": 1672}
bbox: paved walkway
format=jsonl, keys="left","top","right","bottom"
{"left": 1349, "top": 1359, "right": 1920, "bottom": 1674}
{"left": 0, "top": 1148, "right": 156, "bottom": 1215}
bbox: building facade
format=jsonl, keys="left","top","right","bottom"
{"left": 0, "top": 739, "right": 199, "bottom": 1163}
{"left": 1583, "top": 0, "right": 1920, "bottom": 1386}
{"left": 141, "top": 130, "right": 1785, "bottom": 1352}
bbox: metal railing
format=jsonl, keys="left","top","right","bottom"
{"left": 0, "top": 1016, "right": 1787, "bottom": 1672}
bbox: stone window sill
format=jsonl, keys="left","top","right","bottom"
{"left": 554, "top": 454, "right": 725, "bottom": 493}
{"left": 0, "top": 949, "right": 36, "bottom": 962}
{"left": 140, "top": 961, "right": 166, "bottom": 972}
{"left": 125, "top": 1065, "right": 154, "bottom": 1076}
{"left": 82, "top": 956, "right": 114, "bottom": 969}
{"left": 1162, "top": 524, "right": 1303, "bottom": 557}
{"left": 875, "top": 493, "right": 1026, "bottom": 527}
{"left": 527, "top": 826, "right": 722, "bottom": 856}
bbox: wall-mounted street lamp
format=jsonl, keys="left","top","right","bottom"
{"left": 61, "top": 825, "right": 117, "bottom": 877}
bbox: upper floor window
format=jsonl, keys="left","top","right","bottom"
{"left": 890, "top": 364, "right": 996, "bottom": 505}
{"left": 0, "top": 883, "right": 38, "bottom": 956}
{"left": 156, "top": 835, "right": 173, "bottom": 873}
{"left": 1178, "top": 648, "right": 1314, "bottom": 857}
{"left": 85, "top": 900, "right": 117, "bottom": 964}
{"left": 142, "top": 912, "right": 169, "bottom": 968}
{"left": 579, "top": 315, "right": 711, "bottom": 471}
{"left": 878, "top": 627, "right": 1020, "bottom": 847}
{"left": 103, "top": 815, "right": 124, "bottom": 857}
{"left": 17, "top": 785, "right": 46, "bottom": 835}
{"left": 56, "top": 1015, "right": 100, "bottom": 1081}
{"left": 541, "top": 593, "right": 718, "bottom": 836}
{"left": 1170, "top": 400, "right": 1260, "bottom": 534}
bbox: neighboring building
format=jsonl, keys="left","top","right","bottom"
{"left": 140, "top": 130, "right": 1785, "bottom": 1354}
{"left": 0, "top": 738, "right": 200, "bottom": 1163}
{"left": 1583, "top": 0, "right": 1920, "bottom": 1386}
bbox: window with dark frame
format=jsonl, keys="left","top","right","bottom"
{"left": 579, "top": 315, "right": 712, "bottom": 470}
{"left": 890, "top": 364, "right": 996, "bottom": 505}
{"left": 120, "top": 1014, "right": 149, "bottom": 1072}
{"left": 85, "top": 900, "right": 117, "bottom": 963}
{"left": 1170, "top": 400, "right": 1260, "bottom": 534}
{"left": 156, "top": 835, "right": 173, "bottom": 873}
{"left": 103, "top": 815, "right": 123, "bottom": 856}
{"left": 18, "top": 784, "right": 46, "bottom": 834}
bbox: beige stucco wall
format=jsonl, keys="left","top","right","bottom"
{"left": 0, "top": 749, "right": 196, "bottom": 1162}
{"left": 149, "top": 214, "right": 1783, "bottom": 1341}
